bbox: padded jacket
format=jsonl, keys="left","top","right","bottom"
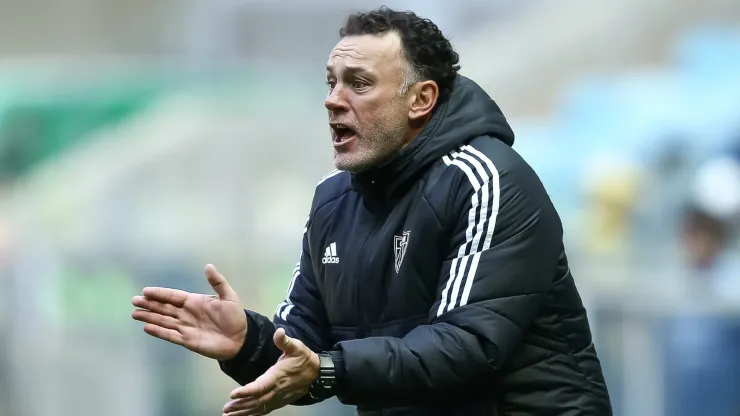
{"left": 219, "top": 75, "right": 613, "bottom": 415}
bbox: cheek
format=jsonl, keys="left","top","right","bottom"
{"left": 352, "top": 100, "right": 381, "bottom": 122}
{"left": 366, "top": 102, "right": 405, "bottom": 126}
{"left": 351, "top": 92, "right": 399, "bottom": 125}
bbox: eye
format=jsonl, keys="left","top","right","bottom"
{"left": 326, "top": 80, "right": 336, "bottom": 90}
{"left": 351, "top": 79, "right": 369, "bottom": 90}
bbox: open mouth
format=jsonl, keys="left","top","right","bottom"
{"left": 330, "top": 123, "right": 357, "bottom": 145}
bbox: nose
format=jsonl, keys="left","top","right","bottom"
{"left": 324, "top": 85, "right": 349, "bottom": 112}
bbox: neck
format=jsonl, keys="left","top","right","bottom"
{"left": 400, "top": 114, "right": 433, "bottom": 150}
{"left": 350, "top": 114, "right": 435, "bottom": 207}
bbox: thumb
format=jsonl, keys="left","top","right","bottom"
{"left": 274, "top": 328, "right": 302, "bottom": 356}
{"left": 204, "top": 264, "right": 239, "bottom": 302}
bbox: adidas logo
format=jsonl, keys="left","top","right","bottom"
{"left": 322, "top": 242, "right": 339, "bottom": 264}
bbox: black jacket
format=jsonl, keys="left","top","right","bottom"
{"left": 220, "top": 75, "right": 612, "bottom": 415}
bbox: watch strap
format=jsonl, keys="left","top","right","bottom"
{"left": 309, "top": 351, "right": 342, "bottom": 400}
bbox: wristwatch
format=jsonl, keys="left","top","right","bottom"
{"left": 308, "top": 352, "right": 337, "bottom": 400}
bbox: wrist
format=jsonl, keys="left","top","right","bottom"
{"left": 308, "top": 350, "right": 344, "bottom": 400}
{"left": 228, "top": 322, "right": 248, "bottom": 359}
{"left": 327, "top": 350, "right": 345, "bottom": 382}
{"left": 220, "top": 310, "right": 252, "bottom": 362}
{"left": 310, "top": 352, "right": 320, "bottom": 380}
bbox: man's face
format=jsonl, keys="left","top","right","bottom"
{"left": 325, "top": 32, "right": 412, "bottom": 173}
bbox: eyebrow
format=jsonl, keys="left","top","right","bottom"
{"left": 326, "top": 64, "right": 372, "bottom": 76}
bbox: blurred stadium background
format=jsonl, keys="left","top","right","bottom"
{"left": 1, "top": 0, "right": 740, "bottom": 415}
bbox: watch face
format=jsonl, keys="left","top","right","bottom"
{"left": 319, "top": 353, "right": 335, "bottom": 369}
{"left": 311, "top": 353, "right": 337, "bottom": 399}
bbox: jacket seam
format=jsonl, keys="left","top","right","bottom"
{"left": 552, "top": 318, "right": 607, "bottom": 396}
{"left": 419, "top": 185, "right": 444, "bottom": 230}
{"left": 312, "top": 188, "right": 352, "bottom": 218}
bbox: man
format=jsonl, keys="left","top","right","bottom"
{"left": 132, "top": 7, "right": 612, "bottom": 415}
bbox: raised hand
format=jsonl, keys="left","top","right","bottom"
{"left": 222, "top": 328, "right": 320, "bottom": 415}
{"left": 132, "top": 264, "right": 247, "bottom": 361}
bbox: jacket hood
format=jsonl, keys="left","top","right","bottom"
{"left": 352, "top": 74, "right": 514, "bottom": 202}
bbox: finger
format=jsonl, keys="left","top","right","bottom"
{"left": 132, "top": 296, "right": 180, "bottom": 318}
{"left": 223, "top": 407, "right": 266, "bottom": 416}
{"left": 223, "top": 397, "right": 256, "bottom": 413}
{"left": 142, "top": 323, "right": 184, "bottom": 346}
{"left": 231, "top": 374, "right": 276, "bottom": 399}
{"left": 222, "top": 410, "right": 257, "bottom": 416}
{"left": 224, "top": 396, "right": 275, "bottom": 416}
{"left": 223, "top": 396, "right": 267, "bottom": 414}
{"left": 205, "top": 264, "right": 240, "bottom": 302}
{"left": 141, "top": 287, "right": 188, "bottom": 307}
{"left": 273, "top": 328, "right": 303, "bottom": 356}
{"left": 132, "top": 309, "right": 180, "bottom": 330}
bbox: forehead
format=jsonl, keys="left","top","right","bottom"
{"left": 326, "top": 32, "right": 404, "bottom": 74}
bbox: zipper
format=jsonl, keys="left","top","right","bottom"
{"left": 353, "top": 218, "right": 383, "bottom": 338}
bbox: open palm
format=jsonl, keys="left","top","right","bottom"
{"left": 132, "top": 264, "right": 247, "bottom": 361}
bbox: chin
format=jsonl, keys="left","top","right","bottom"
{"left": 334, "top": 154, "right": 373, "bottom": 173}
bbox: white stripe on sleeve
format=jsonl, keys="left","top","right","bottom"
{"left": 437, "top": 145, "right": 500, "bottom": 316}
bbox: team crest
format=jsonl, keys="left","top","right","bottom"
{"left": 394, "top": 231, "right": 411, "bottom": 273}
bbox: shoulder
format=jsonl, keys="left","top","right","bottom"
{"left": 436, "top": 136, "right": 560, "bottom": 231}
{"left": 453, "top": 136, "right": 534, "bottom": 179}
{"left": 438, "top": 136, "right": 543, "bottom": 196}
{"left": 309, "top": 169, "right": 351, "bottom": 214}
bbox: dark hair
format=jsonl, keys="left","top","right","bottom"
{"left": 340, "top": 6, "right": 460, "bottom": 103}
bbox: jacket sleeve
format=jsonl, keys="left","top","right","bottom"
{"left": 219, "top": 213, "right": 333, "bottom": 395}
{"left": 332, "top": 153, "right": 563, "bottom": 405}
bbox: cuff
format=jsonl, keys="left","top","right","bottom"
{"left": 328, "top": 349, "right": 346, "bottom": 384}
